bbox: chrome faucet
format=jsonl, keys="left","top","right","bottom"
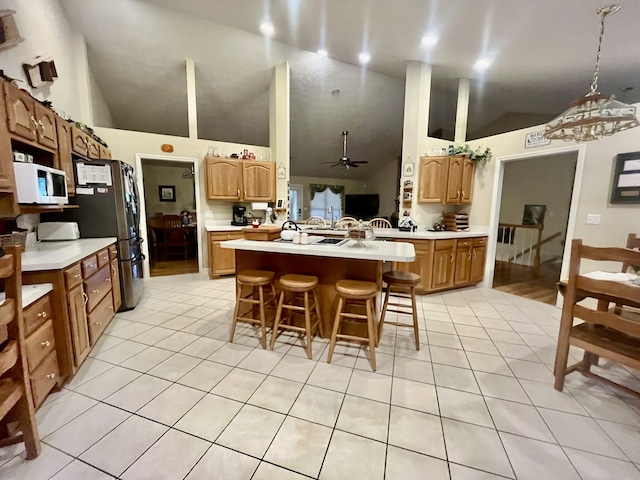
{"left": 328, "top": 206, "right": 336, "bottom": 229}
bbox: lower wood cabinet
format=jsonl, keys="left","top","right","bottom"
{"left": 23, "top": 242, "right": 118, "bottom": 408}
{"left": 208, "top": 231, "right": 243, "bottom": 278}
{"left": 393, "top": 236, "right": 487, "bottom": 294}
{"left": 23, "top": 293, "right": 59, "bottom": 409}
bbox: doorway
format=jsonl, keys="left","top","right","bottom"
{"left": 289, "top": 184, "right": 303, "bottom": 221}
{"left": 484, "top": 145, "right": 586, "bottom": 305}
{"left": 135, "top": 155, "right": 203, "bottom": 278}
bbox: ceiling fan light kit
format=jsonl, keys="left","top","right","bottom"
{"left": 544, "top": 4, "right": 639, "bottom": 142}
{"left": 321, "top": 130, "right": 369, "bottom": 169}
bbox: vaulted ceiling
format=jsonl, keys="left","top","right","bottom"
{"left": 60, "top": 0, "right": 640, "bottom": 179}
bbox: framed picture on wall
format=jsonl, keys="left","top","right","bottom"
{"left": 611, "top": 151, "right": 640, "bottom": 204}
{"left": 159, "top": 185, "right": 176, "bottom": 202}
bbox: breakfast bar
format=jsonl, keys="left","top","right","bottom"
{"left": 222, "top": 238, "right": 415, "bottom": 337}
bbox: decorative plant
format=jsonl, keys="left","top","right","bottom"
{"left": 453, "top": 144, "right": 493, "bottom": 166}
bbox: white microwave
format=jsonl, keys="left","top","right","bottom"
{"left": 14, "top": 163, "right": 69, "bottom": 205}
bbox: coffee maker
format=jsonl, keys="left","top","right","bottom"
{"left": 231, "top": 205, "right": 248, "bottom": 226}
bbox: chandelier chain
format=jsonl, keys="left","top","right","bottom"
{"left": 590, "top": 5, "right": 619, "bottom": 95}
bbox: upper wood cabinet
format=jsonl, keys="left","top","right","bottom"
{"left": 206, "top": 157, "right": 275, "bottom": 202}
{"left": 71, "top": 125, "right": 89, "bottom": 157}
{"left": 4, "top": 82, "right": 57, "bottom": 150}
{"left": 56, "top": 116, "right": 74, "bottom": 195}
{"left": 243, "top": 161, "right": 275, "bottom": 201}
{"left": 417, "top": 156, "right": 475, "bottom": 205}
{"left": 418, "top": 156, "right": 449, "bottom": 203}
{"left": 207, "top": 158, "right": 243, "bottom": 200}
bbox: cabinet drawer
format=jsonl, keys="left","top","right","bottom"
{"left": 96, "top": 248, "right": 110, "bottom": 268}
{"left": 88, "top": 293, "right": 114, "bottom": 344}
{"left": 81, "top": 254, "right": 99, "bottom": 278}
{"left": 30, "top": 351, "right": 59, "bottom": 408}
{"left": 473, "top": 237, "right": 487, "bottom": 247}
{"left": 25, "top": 319, "right": 56, "bottom": 372}
{"left": 108, "top": 244, "right": 118, "bottom": 260}
{"left": 208, "top": 232, "right": 243, "bottom": 242}
{"left": 64, "top": 263, "right": 83, "bottom": 289}
{"left": 24, "top": 295, "right": 52, "bottom": 336}
{"left": 434, "top": 239, "right": 456, "bottom": 250}
{"left": 84, "top": 265, "right": 112, "bottom": 311}
{"left": 457, "top": 239, "right": 472, "bottom": 248}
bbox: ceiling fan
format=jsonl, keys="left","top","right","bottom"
{"left": 322, "top": 130, "right": 368, "bottom": 169}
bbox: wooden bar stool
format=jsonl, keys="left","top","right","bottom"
{"left": 327, "top": 279, "right": 379, "bottom": 371}
{"left": 270, "top": 274, "right": 324, "bottom": 358}
{"left": 230, "top": 269, "right": 277, "bottom": 349}
{"left": 378, "top": 271, "right": 421, "bottom": 350}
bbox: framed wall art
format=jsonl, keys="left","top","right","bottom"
{"left": 611, "top": 151, "right": 640, "bottom": 204}
{"left": 159, "top": 185, "right": 176, "bottom": 202}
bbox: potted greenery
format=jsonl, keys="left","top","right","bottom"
{"left": 453, "top": 144, "right": 493, "bottom": 166}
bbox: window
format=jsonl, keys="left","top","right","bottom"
{"left": 310, "top": 188, "right": 342, "bottom": 220}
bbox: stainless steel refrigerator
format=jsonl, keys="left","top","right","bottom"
{"left": 48, "top": 159, "right": 144, "bottom": 310}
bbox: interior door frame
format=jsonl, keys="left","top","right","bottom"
{"left": 135, "top": 154, "right": 202, "bottom": 278}
{"left": 483, "top": 144, "right": 586, "bottom": 306}
{"left": 289, "top": 184, "right": 303, "bottom": 221}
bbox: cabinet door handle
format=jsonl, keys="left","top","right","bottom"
{"left": 74, "top": 274, "right": 82, "bottom": 279}
{"left": 450, "top": 253, "right": 454, "bottom": 263}
{"left": 105, "top": 278, "right": 112, "bottom": 283}
{"left": 38, "top": 119, "right": 46, "bottom": 135}
{"left": 244, "top": 189, "right": 247, "bottom": 198}
{"left": 237, "top": 188, "right": 240, "bottom": 197}
{"left": 41, "top": 340, "right": 51, "bottom": 348}
{"left": 473, "top": 251, "right": 476, "bottom": 258}
{"left": 95, "top": 321, "right": 102, "bottom": 326}
{"left": 92, "top": 289, "right": 100, "bottom": 294}
{"left": 46, "top": 373, "right": 56, "bottom": 379}
{"left": 461, "top": 190, "right": 465, "bottom": 198}
{"left": 111, "top": 265, "right": 116, "bottom": 274}
{"left": 82, "top": 291, "right": 88, "bottom": 306}
{"left": 107, "top": 306, "right": 113, "bottom": 310}
{"left": 37, "top": 311, "right": 47, "bottom": 318}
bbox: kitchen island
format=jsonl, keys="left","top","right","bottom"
{"left": 222, "top": 238, "right": 415, "bottom": 337}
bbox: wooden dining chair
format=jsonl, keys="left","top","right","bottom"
{"left": 614, "top": 233, "right": 640, "bottom": 314}
{"left": 368, "top": 218, "right": 392, "bottom": 228}
{"left": 334, "top": 216, "right": 358, "bottom": 228}
{"left": 0, "top": 245, "right": 41, "bottom": 459}
{"left": 554, "top": 239, "right": 640, "bottom": 397}
{"left": 163, "top": 215, "right": 182, "bottom": 228}
{"left": 305, "top": 216, "right": 327, "bottom": 227}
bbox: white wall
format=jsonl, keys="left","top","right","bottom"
{"left": 0, "top": 0, "right": 87, "bottom": 122}
{"left": 466, "top": 115, "right": 640, "bottom": 274}
{"left": 89, "top": 70, "right": 114, "bottom": 128}
{"left": 367, "top": 158, "right": 400, "bottom": 219}
{"left": 499, "top": 152, "right": 576, "bottom": 262}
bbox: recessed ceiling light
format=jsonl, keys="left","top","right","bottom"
{"left": 474, "top": 57, "right": 492, "bottom": 72}
{"left": 317, "top": 49, "right": 328, "bottom": 56}
{"left": 358, "top": 52, "right": 371, "bottom": 65}
{"left": 259, "top": 21, "right": 275, "bottom": 37}
{"left": 331, "top": 89, "right": 340, "bottom": 96}
{"left": 421, "top": 34, "right": 439, "bottom": 47}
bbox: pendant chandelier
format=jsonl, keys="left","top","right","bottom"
{"left": 544, "top": 5, "right": 639, "bottom": 142}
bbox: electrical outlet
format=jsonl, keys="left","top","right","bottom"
{"left": 586, "top": 214, "right": 601, "bottom": 225}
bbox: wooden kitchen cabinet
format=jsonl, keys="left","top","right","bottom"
{"left": 33, "top": 101, "right": 57, "bottom": 150}
{"left": 67, "top": 284, "right": 90, "bottom": 367}
{"left": 0, "top": 81, "right": 17, "bottom": 215}
{"left": 431, "top": 239, "right": 456, "bottom": 290}
{"left": 418, "top": 156, "right": 449, "bottom": 203}
{"left": 417, "top": 156, "right": 475, "bottom": 205}
{"left": 110, "top": 259, "right": 122, "bottom": 311}
{"left": 243, "top": 161, "right": 275, "bottom": 201}
{"left": 206, "top": 157, "right": 275, "bottom": 202}
{"left": 470, "top": 237, "right": 487, "bottom": 283}
{"left": 56, "top": 115, "right": 74, "bottom": 195}
{"left": 454, "top": 238, "right": 473, "bottom": 285}
{"left": 392, "top": 239, "right": 434, "bottom": 294}
{"left": 208, "top": 231, "right": 243, "bottom": 278}
{"left": 71, "top": 125, "right": 89, "bottom": 157}
{"left": 207, "top": 157, "right": 243, "bottom": 200}
{"left": 4, "top": 82, "right": 36, "bottom": 142}
{"left": 23, "top": 292, "right": 60, "bottom": 408}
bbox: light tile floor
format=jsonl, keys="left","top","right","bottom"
{"left": 2, "top": 273, "right": 640, "bottom": 479}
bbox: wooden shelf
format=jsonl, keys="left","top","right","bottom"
{"left": 19, "top": 204, "right": 79, "bottom": 214}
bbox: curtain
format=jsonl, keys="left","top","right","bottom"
{"left": 309, "top": 184, "right": 345, "bottom": 199}
{"left": 309, "top": 184, "right": 344, "bottom": 220}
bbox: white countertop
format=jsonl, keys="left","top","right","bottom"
{"left": 22, "top": 238, "right": 117, "bottom": 272}
{"left": 221, "top": 238, "right": 415, "bottom": 262}
{"left": 205, "top": 224, "right": 245, "bottom": 232}
{"left": 0, "top": 283, "right": 53, "bottom": 308}
{"left": 299, "top": 225, "right": 489, "bottom": 240}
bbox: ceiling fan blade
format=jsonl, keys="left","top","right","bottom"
{"left": 322, "top": 161, "right": 339, "bottom": 164}
{"left": 350, "top": 163, "right": 360, "bottom": 168}
{"left": 330, "top": 163, "right": 341, "bottom": 167}
{"left": 351, "top": 161, "right": 368, "bottom": 164}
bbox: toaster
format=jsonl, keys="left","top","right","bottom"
{"left": 38, "top": 222, "right": 80, "bottom": 241}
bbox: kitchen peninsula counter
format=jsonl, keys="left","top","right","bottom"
{"left": 301, "top": 225, "right": 489, "bottom": 240}
{"left": 222, "top": 239, "right": 415, "bottom": 337}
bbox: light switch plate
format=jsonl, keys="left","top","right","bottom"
{"left": 586, "top": 214, "right": 601, "bottom": 225}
